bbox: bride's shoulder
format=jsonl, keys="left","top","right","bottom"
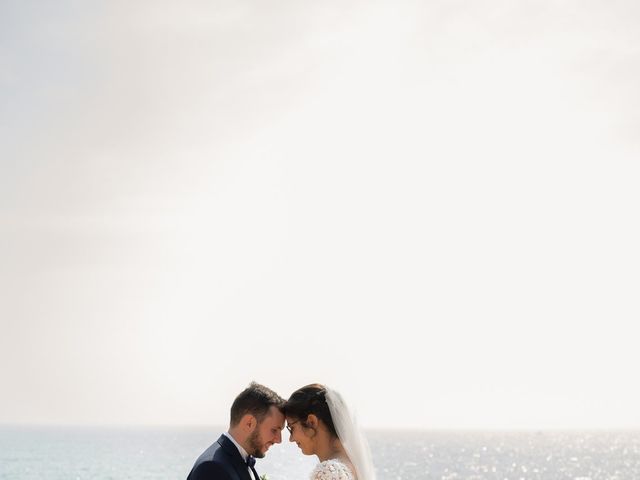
{"left": 310, "top": 459, "right": 355, "bottom": 480}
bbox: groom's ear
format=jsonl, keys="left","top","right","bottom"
{"left": 240, "top": 414, "right": 257, "bottom": 431}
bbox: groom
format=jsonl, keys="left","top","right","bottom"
{"left": 187, "top": 382, "right": 286, "bottom": 480}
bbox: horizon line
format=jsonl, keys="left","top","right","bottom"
{"left": 2, "top": 422, "right": 639, "bottom": 433}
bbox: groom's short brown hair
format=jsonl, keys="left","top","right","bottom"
{"left": 230, "top": 382, "right": 285, "bottom": 426}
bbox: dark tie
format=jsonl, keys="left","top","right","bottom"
{"left": 246, "top": 456, "right": 258, "bottom": 480}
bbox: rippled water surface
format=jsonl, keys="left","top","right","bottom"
{"left": 1, "top": 427, "right": 638, "bottom": 480}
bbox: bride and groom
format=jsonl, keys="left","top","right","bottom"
{"left": 187, "top": 382, "right": 375, "bottom": 480}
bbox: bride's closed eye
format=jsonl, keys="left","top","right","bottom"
{"left": 286, "top": 419, "right": 300, "bottom": 434}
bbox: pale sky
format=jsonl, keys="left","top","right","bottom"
{"left": 1, "top": 0, "right": 639, "bottom": 430}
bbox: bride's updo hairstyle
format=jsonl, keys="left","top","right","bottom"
{"left": 285, "top": 383, "right": 338, "bottom": 438}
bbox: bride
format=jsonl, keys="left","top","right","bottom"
{"left": 284, "top": 384, "right": 375, "bottom": 480}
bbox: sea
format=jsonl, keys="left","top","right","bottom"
{"left": 1, "top": 427, "right": 639, "bottom": 480}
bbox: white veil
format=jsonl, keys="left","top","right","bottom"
{"left": 325, "top": 388, "right": 376, "bottom": 480}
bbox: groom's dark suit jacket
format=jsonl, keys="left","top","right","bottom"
{"left": 187, "top": 434, "right": 256, "bottom": 480}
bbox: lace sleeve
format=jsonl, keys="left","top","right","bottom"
{"left": 310, "top": 460, "right": 355, "bottom": 480}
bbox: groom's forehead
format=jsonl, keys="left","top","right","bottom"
{"left": 262, "top": 406, "right": 285, "bottom": 425}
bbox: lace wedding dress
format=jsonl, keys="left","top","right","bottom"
{"left": 311, "top": 459, "right": 355, "bottom": 480}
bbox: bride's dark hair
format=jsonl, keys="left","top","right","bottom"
{"left": 284, "top": 383, "right": 338, "bottom": 438}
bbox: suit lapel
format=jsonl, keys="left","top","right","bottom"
{"left": 250, "top": 465, "right": 260, "bottom": 480}
{"left": 217, "top": 435, "right": 253, "bottom": 480}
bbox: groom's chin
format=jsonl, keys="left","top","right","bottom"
{"left": 252, "top": 445, "right": 270, "bottom": 459}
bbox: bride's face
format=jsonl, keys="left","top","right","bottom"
{"left": 287, "top": 416, "right": 315, "bottom": 456}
